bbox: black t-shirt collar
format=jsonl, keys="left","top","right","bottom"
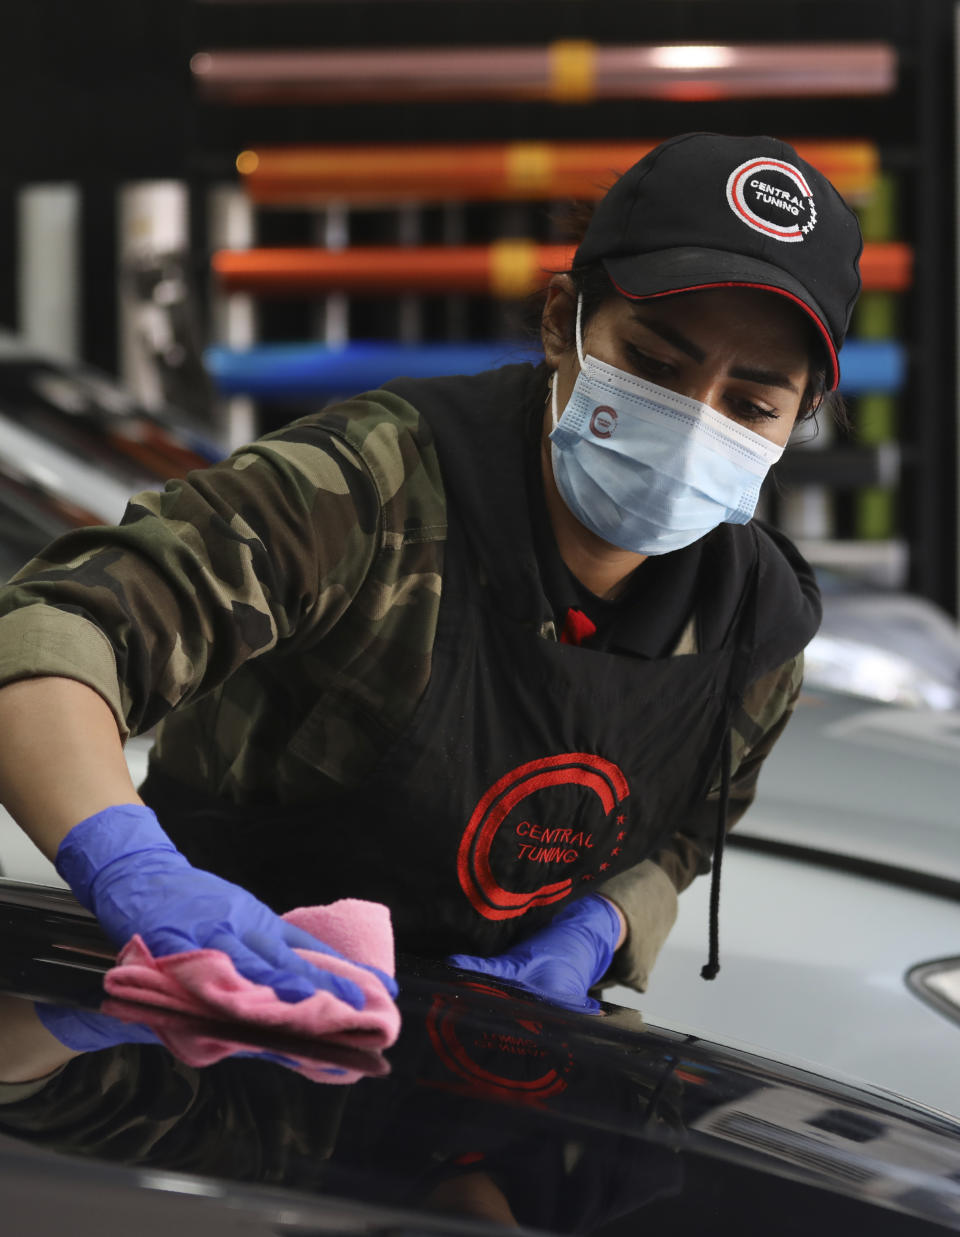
{"left": 525, "top": 412, "right": 704, "bottom": 658}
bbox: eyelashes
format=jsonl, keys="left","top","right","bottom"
{"left": 729, "top": 401, "right": 779, "bottom": 423}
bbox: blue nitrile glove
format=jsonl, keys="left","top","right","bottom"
{"left": 34, "top": 1002, "right": 162, "bottom": 1052}
{"left": 447, "top": 895, "right": 622, "bottom": 1010}
{"left": 56, "top": 804, "right": 397, "bottom": 1006}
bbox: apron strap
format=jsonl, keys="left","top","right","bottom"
{"left": 699, "top": 727, "right": 732, "bottom": 981}
{"left": 699, "top": 523, "right": 762, "bottom": 981}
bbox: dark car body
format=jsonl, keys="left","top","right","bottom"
{"left": 1, "top": 881, "right": 960, "bottom": 1237}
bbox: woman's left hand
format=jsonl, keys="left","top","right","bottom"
{"left": 447, "top": 895, "right": 625, "bottom": 1011}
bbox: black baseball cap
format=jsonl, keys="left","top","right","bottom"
{"left": 573, "top": 133, "right": 863, "bottom": 390}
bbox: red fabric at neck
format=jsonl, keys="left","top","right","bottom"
{"left": 559, "top": 608, "right": 597, "bottom": 647}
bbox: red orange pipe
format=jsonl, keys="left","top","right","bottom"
{"left": 212, "top": 241, "right": 913, "bottom": 298}
{"left": 192, "top": 42, "right": 896, "bottom": 105}
{"left": 237, "top": 140, "right": 880, "bottom": 206}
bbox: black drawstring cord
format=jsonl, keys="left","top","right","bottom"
{"left": 701, "top": 728, "right": 733, "bottom": 981}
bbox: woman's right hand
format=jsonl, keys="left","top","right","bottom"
{"left": 55, "top": 804, "right": 387, "bottom": 1006}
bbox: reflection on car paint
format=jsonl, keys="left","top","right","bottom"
{"left": 693, "top": 1085, "right": 960, "bottom": 1214}
{"left": 4, "top": 885, "right": 960, "bottom": 1234}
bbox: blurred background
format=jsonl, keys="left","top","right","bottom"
{"left": 0, "top": 0, "right": 955, "bottom": 615}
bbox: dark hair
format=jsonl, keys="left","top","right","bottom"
{"left": 538, "top": 200, "right": 848, "bottom": 431}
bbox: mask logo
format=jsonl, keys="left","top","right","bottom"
{"left": 589, "top": 405, "right": 617, "bottom": 438}
{"left": 726, "top": 157, "right": 817, "bottom": 243}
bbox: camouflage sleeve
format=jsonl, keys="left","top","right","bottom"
{"left": 0, "top": 392, "right": 443, "bottom": 739}
{"left": 0, "top": 1069, "right": 68, "bottom": 1105}
{"left": 600, "top": 652, "right": 804, "bottom": 991}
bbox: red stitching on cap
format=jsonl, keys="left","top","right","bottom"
{"left": 608, "top": 276, "right": 840, "bottom": 390}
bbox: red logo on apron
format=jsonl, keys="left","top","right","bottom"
{"left": 457, "top": 753, "right": 630, "bottom": 920}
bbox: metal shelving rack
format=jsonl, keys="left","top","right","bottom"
{"left": 0, "top": 0, "right": 955, "bottom": 613}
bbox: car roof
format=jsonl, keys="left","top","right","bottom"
{"left": 737, "top": 687, "right": 960, "bottom": 890}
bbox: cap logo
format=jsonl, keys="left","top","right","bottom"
{"left": 726, "top": 157, "right": 817, "bottom": 244}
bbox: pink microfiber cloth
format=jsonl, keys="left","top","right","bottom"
{"left": 101, "top": 900, "right": 401, "bottom": 1083}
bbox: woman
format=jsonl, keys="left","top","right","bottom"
{"left": 0, "top": 133, "right": 862, "bottom": 1012}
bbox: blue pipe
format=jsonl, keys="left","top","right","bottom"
{"left": 206, "top": 339, "right": 905, "bottom": 400}
{"left": 834, "top": 340, "right": 906, "bottom": 395}
{"left": 206, "top": 341, "right": 542, "bottom": 399}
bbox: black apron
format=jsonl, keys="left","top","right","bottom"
{"left": 144, "top": 495, "right": 759, "bottom": 958}
{"left": 144, "top": 365, "right": 814, "bottom": 961}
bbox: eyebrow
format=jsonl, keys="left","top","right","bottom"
{"left": 728, "top": 365, "right": 800, "bottom": 394}
{"left": 628, "top": 309, "right": 801, "bottom": 394}
{"left": 630, "top": 311, "right": 705, "bottom": 362}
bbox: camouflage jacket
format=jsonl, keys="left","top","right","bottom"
{"left": 0, "top": 366, "right": 813, "bottom": 990}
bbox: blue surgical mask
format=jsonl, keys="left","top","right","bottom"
{"left": 548, "top": 295, "right": 785, "bottom": 555}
